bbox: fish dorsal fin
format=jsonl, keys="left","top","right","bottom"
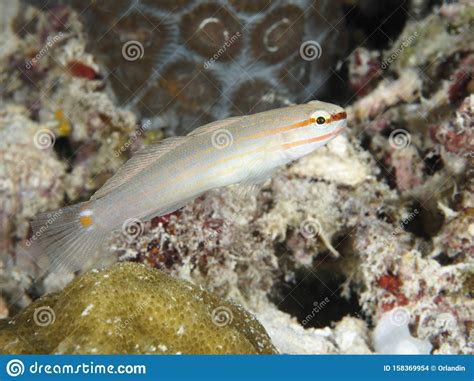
{"left": 91, "top": 137, "right": 188, "bottom": 200}
{"left": 187, "top": 116, "right": 244, "bottom": 137}
{"left": 91, "top": 116, "right": 244, "bottom": 200}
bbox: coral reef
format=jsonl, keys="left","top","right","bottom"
{"left": 26, "top": 0, "right": 346, "bottom": 134}
{"left": 344, "top": 0, "right": 474, "bottom": 354}
{"left": 0, "top": 105, "right": 66, "bottom": 250}
{"left": 0, "top": 263, "right": 276, "bottom": 354}
{"left": 0, "top": 0, "right": 148, "bottom": 313}
{"left": 111, "top": 1, "right": 473, "bottom": 354}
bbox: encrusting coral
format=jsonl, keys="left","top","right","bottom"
{"left": 0, "top": 263, "right": 277, "bottom": 354}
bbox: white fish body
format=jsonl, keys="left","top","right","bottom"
{"left": 32, "top": 101, "right": 347, "bottom": 274}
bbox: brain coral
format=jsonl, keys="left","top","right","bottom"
{"left": 0, "top": 263, "right": 276, "bottom": 354}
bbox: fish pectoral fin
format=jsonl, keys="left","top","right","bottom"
{"left": 231, "top": 165, "right": 276, "bottom": 200}
{"left": 91, "top": 136, "right": 189, "bottom": 200}
{"left": 240, "top": 153, "right": 278, "bottom": 186}
{"left": 229, "top": 182, "right": 264, "bottom": 200}
{"left": 186, "top": 116, "right": 245, "bottom": 137}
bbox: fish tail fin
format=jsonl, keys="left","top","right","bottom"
{"left": 30, "top": 202, "right": 108, "bottom": 276}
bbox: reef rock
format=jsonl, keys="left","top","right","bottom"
{"left": 257, "top": 305, "right": 372, "bottom": 354}
{"left": 0, "top": 104, "right": 65, "bottom": 266}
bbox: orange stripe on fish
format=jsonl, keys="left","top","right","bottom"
{"left": 282, "top": 127, "right": 346, "bottom": 150}
{"left": 31, "top": 101, "right": 347, "bottom": 275}
{"left": 243, "top": 118, "right": 313, "bottom": 140}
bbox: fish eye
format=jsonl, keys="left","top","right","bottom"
{"left": 316, "top": 116, "right": 326, "bottom": 124}
{"left": 310, "top": 111, "right": 330, "bottom": 126}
